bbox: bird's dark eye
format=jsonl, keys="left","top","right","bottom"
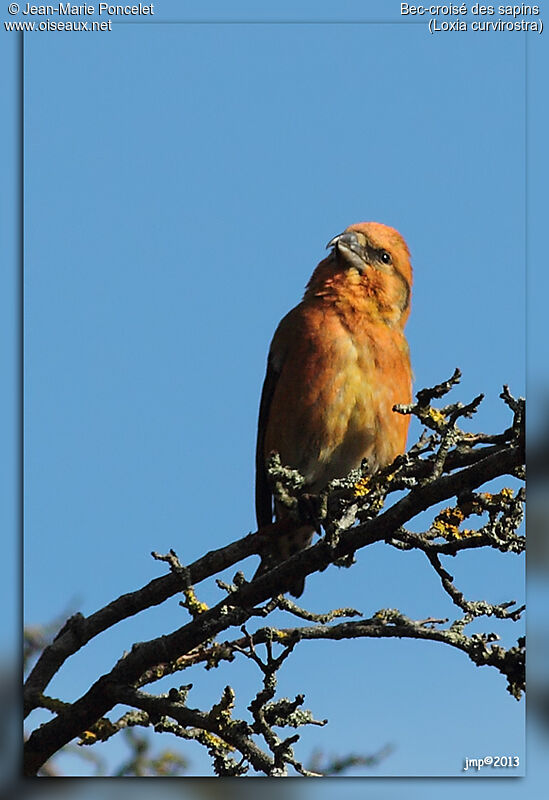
{"left": 381, "top": 250, "right": 392, "bottom": 264}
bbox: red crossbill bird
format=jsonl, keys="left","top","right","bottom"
{"left": 254, "top": 222, "right": 413, "bottom": 597}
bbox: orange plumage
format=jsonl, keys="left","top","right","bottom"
{"left": 255, "top": 222, "right": 413, "bottom": 596}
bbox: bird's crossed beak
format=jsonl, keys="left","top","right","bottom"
{"left": 326, "top": 230, "right": 367, "bottom": 273}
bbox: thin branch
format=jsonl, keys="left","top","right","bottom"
{"left": 234, "top": 613, "right": 525, "bottom": 699}
{"left": 112, "top": 685, "right": 273, "bottom": 776}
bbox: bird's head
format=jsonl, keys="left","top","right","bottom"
{"left": 305, "top": 222, "right": 413, "bottom": 327}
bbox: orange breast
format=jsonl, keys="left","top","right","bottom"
{"left": 264, "top": 301, "right": 411, "bottom": 490}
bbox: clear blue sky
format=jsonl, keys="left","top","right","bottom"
{"left": 3, "top": 0, "right": 548, "bottom": 786}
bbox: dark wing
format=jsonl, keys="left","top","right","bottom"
{"left": 255, "top": 352, "right": 280, "bottom": 528}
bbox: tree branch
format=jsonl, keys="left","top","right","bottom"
{"left": 23, "top": 373, "right": 525, "bottom": 776}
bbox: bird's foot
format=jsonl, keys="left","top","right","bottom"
{"left": 297, "top": 492, "right": 323, "bottom": 534}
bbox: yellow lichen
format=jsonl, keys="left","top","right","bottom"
{"left": 428, "top": 408, "right": 446, "bottom": 426}
{"left": 432, "top": 505, "right": 484, "bottom": 539}
{"left": 271, "top": 628, "right": 292, "bottom": 642}
{"left": 451, "top": 527, "right": 481, "bottom": 539}
{"left": 468, "top": 488, "right": 513, "bottom": 514}
{"left": 370, "top": 497, "right": 385, "bottom": 512}
{"left": 202, "top": 732, "right": 234, "bottom": 753}
{"left": 79, "top": 730, "right": 97, "bottom": 745}
{"left": 354, "top": 476, "right": 372, "bottom": 497}
{"left": 432, "top": 506, "right": 465, "bottom": 538}
{"left": 78, "top": 717, "right": 118, "bottom": 745}
{"left": 183, "top": 587, "right": 209, "bottom": 615}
